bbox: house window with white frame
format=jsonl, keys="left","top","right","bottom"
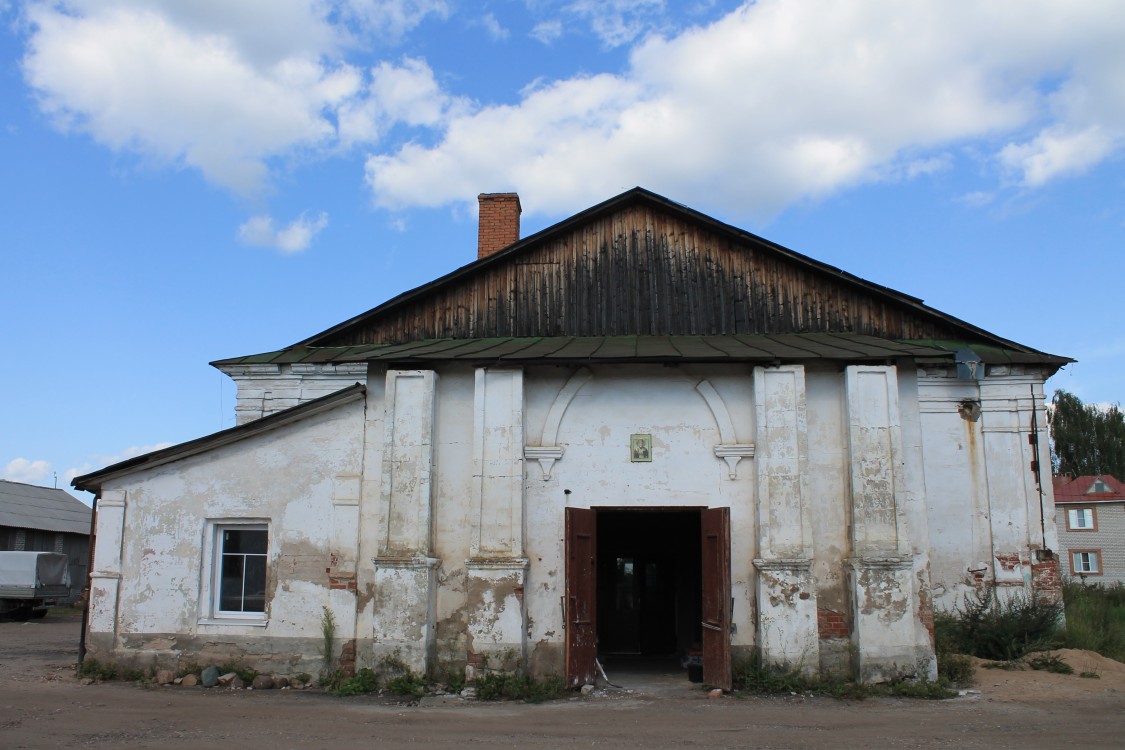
{"left": 1071, "top": 550, "right": 1101, "bottom": 575}
{"left": 212, "top": 524, "right": 268, "bottom": 617}
{"left": 1066, "top": 507, "right": 1096, "bottom": 531}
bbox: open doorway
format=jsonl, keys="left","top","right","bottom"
{"left": 596, "top": 509, "right": 701, "bottom": 659}
{"left": 565, "top": 506, "right": 731, "bottom": 690}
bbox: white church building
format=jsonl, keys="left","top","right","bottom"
{"left": 75, "top": 188, "right": 1068, "bottom": 689}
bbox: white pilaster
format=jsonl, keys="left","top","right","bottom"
{"left": 88, "top": 489, "right": 127, "bottom": 639}
{"left": 845, "top": 365, "right": 928, "bottom": 683}
{"left": 753, "top": 365, "right": 818, "bottom": 672}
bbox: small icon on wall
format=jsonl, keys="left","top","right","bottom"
{"left": 630, "top": 434, "right": 652, "bottom": 462}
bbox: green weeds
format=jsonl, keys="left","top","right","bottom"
{"left": 1061, "top": 580, "right": 1125, "bottom": 661}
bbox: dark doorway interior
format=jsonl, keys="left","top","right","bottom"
{"left": 596, "top": 509, "right": 702, "bottom": 660}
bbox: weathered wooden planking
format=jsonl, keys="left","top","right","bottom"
{"left": 321, "top": 205, "right": 965, "bottom": 346}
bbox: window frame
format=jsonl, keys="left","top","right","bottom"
{"left": 1069, "top": 549, "right": 1102, "bottom": 576}
{"left": 1066, "top": 507, "right": 1098, "bottom": 532}
{"left": 200, "top": 519, "right": 270, "bottom": 624}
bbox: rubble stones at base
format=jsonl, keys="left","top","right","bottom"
{"left": 273, "top": 676, "right": 289, "bottom": 688}
{"left": 251, "top": 675, "right": 275, "bottom": 690}
{"left": 154, "top": 670, "right": 175, "bottom": 685}
{"left": 200, "top": 667, "right": 220, "bottom": 687}
{"left": 217, "top": 672, "right": 238, "bottom": 686}
{"left": 288, "top": 679, "right": 304, "bottom": 690}
{"left": 181, "top": 674, "right": 199, "bottom": 687}
{"left": 459, "top": 687, "right": 478, "bottom": 700}
{"left": 230, "top": 676, "right": 245, "bottom": 689}
{"left": 580, "top": 684, "right": 595, "bottom": 695}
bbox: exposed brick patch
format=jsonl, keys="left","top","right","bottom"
{"left": 338, "top": 639, "right": 356, "bottom": 677}
{"left": 1032, "top": 554, "right": 1063, "bottom": 602}
{"left": 329, "top": 575, "right": 357, "bottom": 593}
{"left": 817, "top": 607, "right": 849, "bottom": 639}
{"left": 995, "top": 552, "right": 1022, "bottom": 572}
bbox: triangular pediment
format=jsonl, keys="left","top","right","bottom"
{"left": 290, "top": 188, "right": 1063, "bottom": 364}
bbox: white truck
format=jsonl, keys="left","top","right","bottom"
{"left": 0, "top": 551, "right": 71, "bottom": 620}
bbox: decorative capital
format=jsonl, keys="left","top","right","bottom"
{"left": 524, "top": 445, "right": 565, "bottom": 480}
{"left": 714, "top": 444, "right": 755, "bottom": 479}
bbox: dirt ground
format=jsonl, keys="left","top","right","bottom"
{"left": 2, "top": 613, "right": 1123, "bottom": 749}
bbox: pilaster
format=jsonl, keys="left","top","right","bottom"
{"left": 371, "top": 369, "right": 439, "bottom": 674}
{"left": 753, "top": 365, "right": 818, "bottom": 671}
{"left": 845, "top": 365, "right": 930, "bottom": 682}
{"left": 88, "top": 489, "right": 127, "bottom": 650}
{"left": 467, "top": 368, "right": 528, "bottom": 672}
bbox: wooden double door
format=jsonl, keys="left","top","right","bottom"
{"left": 565, "top": 507, "right": 731, "bottom": 690}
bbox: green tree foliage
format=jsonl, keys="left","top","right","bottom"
{"left": 1048, "top": 390, "right": 1125, "bottom": 477}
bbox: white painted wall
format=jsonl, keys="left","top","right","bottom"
{"left": 89, "top": 398, "right": 365, "bottom": 671}
{"left": 94, "top": 357, "right": 1060, "bottom": 681}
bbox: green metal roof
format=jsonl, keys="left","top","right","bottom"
{"left": 211, "top": 333, "right": 1062, "bottom": 368}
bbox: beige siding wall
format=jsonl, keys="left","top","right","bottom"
{"left": 1056, "top": 502, "right": 1125, "bottom": 584}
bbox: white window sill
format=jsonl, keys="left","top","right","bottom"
{"left": 197, "top": 617, "right": 269, "bottom": 628}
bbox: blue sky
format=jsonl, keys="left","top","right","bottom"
{"left": 1, "top": 1, "right": 1122, "bottom": 501}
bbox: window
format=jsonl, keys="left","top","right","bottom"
{"left": 1066, "top": 507, "right": 1097, "bottom": 531}
{"left": 1070, "top": 550, "right": 1101, "bottom": 575}
{"left": 209, "top": 523, "right": 268, "bottom": 619}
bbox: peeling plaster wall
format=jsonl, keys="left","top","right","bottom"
{"left": 522, "top": 364, "right": 757, "bottom": 675}
{"left": 89, "top": 399, "right": 365, "bottom": 672}
{"left": 97, "top": 355, "right": 1057, "bottom": 684}
{"left": 918, "top": 367, "right": 1058, "bottom": 612}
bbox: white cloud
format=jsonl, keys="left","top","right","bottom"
{"left": 368, "top": 0, "right": 1125, "bottom": 220}
{"left": 478, "top": 12, "right": 509, "bottom": 41}
{"left": 567, "top": 0, "right": 666, "bottom": 47}
{"left": 530, "top": 20, "right": 563, "bottom": 45}
{"left": 238, "top": 212, "right": 330, "bottom": 254}
{"left": 18, "top": 1, "right": 1125, "bottom": 220}
{"left": 19, "top": 1, "right": 454, "bottom": 196}
{"left": 1000, "top": 126, "right": 1117, "bottom": 187}
{"left": 339, "top": 0, "right": 450, "bottom": 41}
{"left": 2, "top": 458, "right": 53, "bottom": 485}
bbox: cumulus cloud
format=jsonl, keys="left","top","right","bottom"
{"left": 238, "top": 212, "right": 330, "bottom": 254}
{"left": 367, "top": 0, "right": 1125, "bottom": 220}
{"left": 20, "top": 1, "right": 454, "bottom": 195}
{"left": 2, "top": 458, "right": 53, "bottom": 485}
{"left": 18, "top": 1, "right": 1125, "bottom": 220}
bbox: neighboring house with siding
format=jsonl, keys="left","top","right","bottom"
{"left": 0, "top": 480, "right": 92, "bottom": 602}
{"left": 1054, "top": 474, "right": 1125, "bottom": 584}
{"left": 73, "top": 187, "right": 1069, "bottom": 689}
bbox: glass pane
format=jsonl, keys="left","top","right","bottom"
{"left": 219, "top": 554, "right": 245, "bottom": 611}
{"left": 243, "top": 555, "right": 267, "bottom": 612}
{"left": 224, "top": 528, "right": 267, "bottom": 555}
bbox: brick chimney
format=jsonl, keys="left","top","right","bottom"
{"left": 477, "top": 193, "right": 521, "bottom": 259}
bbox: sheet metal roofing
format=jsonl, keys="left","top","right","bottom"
{"left": 212, "top": 334, "right": 1065, "bottom": 368}
{"left": 1052, "top": 474, "right": 1125, "bottom": 503}
{"left": 0, "top": 480, "right": 92, "bottom": 535}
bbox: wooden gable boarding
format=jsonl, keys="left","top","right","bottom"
{"left": 301, "top": 188, "right": 1027, "bottom": 352}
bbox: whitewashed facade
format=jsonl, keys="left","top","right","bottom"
{"left": 76, "top": 189, "right": 1067, "bottom": 687}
